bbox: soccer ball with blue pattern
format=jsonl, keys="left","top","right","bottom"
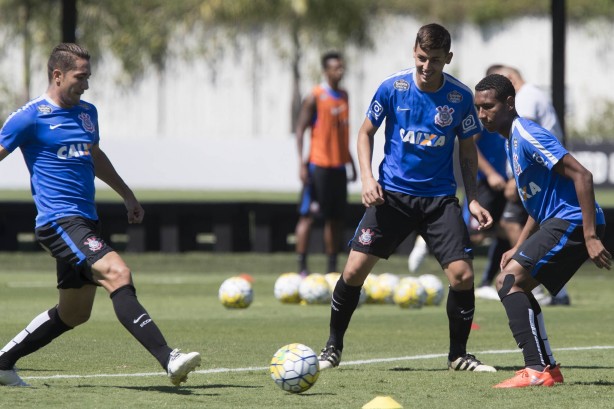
{"left": 270, "top": 343, "right": 320, "bottom": 393}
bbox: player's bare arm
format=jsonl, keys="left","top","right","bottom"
{"left": 295, "top": 93, "right": 317, "bottom": 184}
{"left": 91, "top": 144, "right": 144, "bottom": 224}
{"left": 554, "top": 154, "right": 612, "bottom": 269}
{"left": 458, "top": 137, "right": 493, "bottom": 230}
{"left": 356, "top": 118, "right": 383, "bottom": 208}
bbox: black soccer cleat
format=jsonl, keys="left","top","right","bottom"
{"left": 318, "top": 345, "right": 342, "bottom": 370}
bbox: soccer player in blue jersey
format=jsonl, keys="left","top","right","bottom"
{"left": 474, "top": 74, "right": 611, "bottom": 388}
{"left": 0, "top": 43, "right": 200, "bottom": 387}
{"left": 317, "top": 23, "right": 496, "bottom": 373}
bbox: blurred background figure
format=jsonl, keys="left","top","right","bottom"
{"left": 295, "top": 51, "right": 356, "bottom": 276}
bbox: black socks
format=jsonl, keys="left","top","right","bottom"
{"left": 110, "top": 285, "right": 172, "bottom": 369}
{"left": 447, "top": 287, "right": 475, "bottom": 361}
{"left": 0, "top": 307, "right": 72, "bottom": 370}
{"left": 327, "top": 278, "right": 362, "bottom": 351}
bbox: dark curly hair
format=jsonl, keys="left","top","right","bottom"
{"left": 475, "top": 74, "right": 515, "bottom": 102}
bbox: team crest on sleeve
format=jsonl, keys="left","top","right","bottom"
{"left": 78, "top": 112, "right": 96, "bottom": 133}
{"left": 434, "top": 105, "right": 454, "bottom": 127}
{"left": 37, "top": 105, "right": 52, "bottom": 114}
{"left": 461, "top": 115, "right": 478, "bottom": 133}
{"left": 393, "top": 79, "right": 409, "bottom": 91}
{"left": 358, "top": 228, "right": 374, "bottom": 245}
{"left": 532, "top": 152, "right": 547, "bottom": 166}
{"left": 447, "top": 90, "right": 463, "bottom": 103}
{"left": 84, "top": 236, "right": 104, "bottom": 252}
{"left": 369, "top": 101, "right": 384, "bottom": 120}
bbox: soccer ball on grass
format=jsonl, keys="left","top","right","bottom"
{"left": 274, "top": 272, "right": 303, "bottom": 304}
{"left": 218, "top": 276, "right": 253, "bottom": 308}
{"left": 270, "top": 343, "right": 320, "bottom": 393}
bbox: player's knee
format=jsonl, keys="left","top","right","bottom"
{"left": 101, "top": 263, "right": 132, "bottom": 286}
{"left": 497, "top": 273, "right": 515, "bottom": 300}
{"left": 445, "top": 262, "right": 474, "bottom": 290}
{"left": 59, "top": 308, "right": 92, "bottom": 327}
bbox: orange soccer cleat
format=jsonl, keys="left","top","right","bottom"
{"left": 549, "top": 363, "right": 564, "bottom": 384}
{"left": 494, "top": 367, "right": 555, "bottom": 388}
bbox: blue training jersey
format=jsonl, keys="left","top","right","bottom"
{"left": 366, "top": 68, "right": 481, "bottom": 196}
{"left": 476, "top": 130, "right": 508, "bottom": 181}
{"left": 0, "top": 95, "right": 100, "bottom": 227}
{"left": 506, "top": 117, "right": 605, "bottom": 225}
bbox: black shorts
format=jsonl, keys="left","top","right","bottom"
{"left": 512, "top": 218, "right": 606, "bottom": 295}
{"left": 464, "top": 179, "right": 507, "bottom": 234}
{"left": 35, "top": 216, "right": 114, "bottom": 289}
{"left": 298, "top": 164, "right": 348, "bottom": 219}
{"left": 350, "top": 191, "right": 473, "bottom": 266}
{"left": 502, "top": 200, "right": 529, "bottom": 224}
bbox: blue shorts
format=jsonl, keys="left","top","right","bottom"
{"left": 512, "top": 218, "right": 606, "bottom": 295}
{"left": 35, "top": 216, "right": 114, "bottom": 289}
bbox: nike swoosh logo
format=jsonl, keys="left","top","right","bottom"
{"left": 49, "top": 124, "right": 64, "bottom": 130}
{"left": 396, "top": 106, "right": 410, "bottom": 112}
{"left": 530, "top": 375, "right": 545, "bottom": 385}
{"left": 133, "top": 314, "right": 148, "bottom": 324}
{"left": 460, "top": 308, "right": 475, "bottom": 315}
{"left": 519, "top": 251, "right": 532, "bottom": 260}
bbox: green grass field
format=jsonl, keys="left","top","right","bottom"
{"left": 0, "top": 252, "right": 613, "bottom": 408}
{"left": 1, "top": 188, "right": 614, "bottom": 206}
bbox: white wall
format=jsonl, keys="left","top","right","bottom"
{"left": 1, "top": 16, "right": 612, "bottom": 192}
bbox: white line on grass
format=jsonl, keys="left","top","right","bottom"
{"left": 22, "top": 345, "right": 614, "bottom": 381}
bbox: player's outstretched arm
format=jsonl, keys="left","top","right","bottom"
{"left": 91, "top": 144, "right": 144, "bottom": 224}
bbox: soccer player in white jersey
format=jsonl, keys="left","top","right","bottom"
{"left": 474, "top": 74, "right": 611, "bottom": 388}
{"left": 0, "top": 43, "right": 200, "bottom": 387}
{"left": 317, "top": 23, "right": 496, "bottom": 373}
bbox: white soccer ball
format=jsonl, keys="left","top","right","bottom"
{"left": 299, "top": 273, "right": 331, "bottom": 304}
{"left": 418, "top": 273, "right": 445, "bottom": 306}
{"left": 376, "top": 272, "right": 401, "bottom": 304}
{"left": 393, "top": 276, "right": 427, "bottom": 308}
{"left": 324, "top": 272, "right": 341, "bottom": 290}
{"left": 218, "top": 276, "right": 253, "bottom": 309}
{"left": 274, "top": 272, "right": 303, "bottom": 304}
{"left": 270, "top": 343, "right": 320, "bottom": 393}
{"left": 363, "top": 273, "right": 381, "bottom": 304}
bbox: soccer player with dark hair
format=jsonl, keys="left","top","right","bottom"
{"left": 474, "top": 73, "right": 611, "bottom": 388}
{"left": 317, "top": 23, "right": 496, "bottom": 373}
{"left": 295, "top": 51, "right": 356, "bottom": 276}
{"left": 0, "top": 43, "right": 201, "bottom": 387}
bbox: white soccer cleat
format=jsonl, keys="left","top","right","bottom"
{"left": 0, "top": 368, "right": 29, "bottom": 386}
{"left": 408, "top": 236, "right": 429, "bottom": 273}
{"left": 167, "top": 349, "right": 201, "bottom": 386}
{"left": 318, "top": 345, "right": 342, "bottom": 370}
{"left": 448, "top": 354, "right": 496, "bottom": 372}
{"left": 475, "top": 285, "right": 500, "bottom": 301}
{"left": 532, "top": 285, "right": 552, "bottom": 305}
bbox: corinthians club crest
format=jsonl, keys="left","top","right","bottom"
{"left": 84, "top": 236, "right": 103, "bottom": 252}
